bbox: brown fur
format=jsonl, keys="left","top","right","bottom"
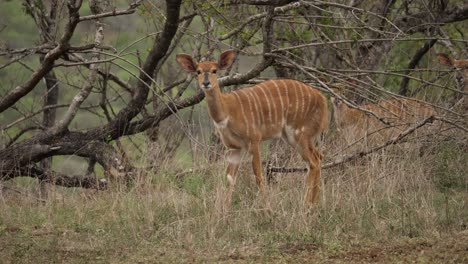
{"left": 176, "top": 50, "right": 328, "bottom": 209}
{"left": 437, "top": 53, "right": 468, "bottom": 110}
{"left": 331, "top": 95, "right": 436, "bottom": 143}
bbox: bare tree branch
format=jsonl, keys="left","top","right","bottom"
{"left": 399, "top": 39, "right": 437, "bottom": 96}
{"left": 17, "top": 164, "right": 107, "bottom": 190}
{"left": 79, "top": 0, "right": 143, "bottom": 22}
{"left": 394, "top": 4, "right": 468, "bottom": 34}
{"left": 95, "top": 0, "right": 183, "bottom": 139}
{"left": 239, "top": 0, "right": 298, "bottom": 6}
{"left": 50, "top": 20, "right": 104, "bottom": 134}
{"left": 219, "top": 1, "right": 302, "bottom": 40}
{"left": 0, "top": 1, "right": 82, "bottom": 113}
{"left": 1, "top": 140, "right": 130, "bottom": 181}
{"left": 267, "top": 116, "right": 437, "bottom": 174}
{"left": 1, "top": 0, "right": 466, "bottom": 192}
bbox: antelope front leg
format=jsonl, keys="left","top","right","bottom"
{"left": 249, "top": 141, "right": 271, "bottom": 211}
{"left": 304, "top": 147, "right": 323, "bottom": 207}
{"left": 296, "top": 137, "right": 323, "bottom": 208}
{"left": 224, "top": 149, "right": 241, "bottom": 212}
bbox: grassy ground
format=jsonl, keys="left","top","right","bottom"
{"left": 1, "top": 136, "right": 467, "bottom": 263}
{"left": 1, "top": 226, "right": 467, "bottom": 263}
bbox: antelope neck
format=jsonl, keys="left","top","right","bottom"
{"left": 204, "top": 84, "right": 229, "bottom": 123}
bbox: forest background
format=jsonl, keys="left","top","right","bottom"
{"left": 0, "top": 0, "right": 467, "bottom": 262}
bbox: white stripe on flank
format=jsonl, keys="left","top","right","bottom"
{"left": 244, "top": 89, "right": 261, "bottom": 127}
{"left": 299, "top": 82, "right": 305, "bottom": 121}
{"left": 239, "top": 89, "right": 256, "bottom": 131}
{"left": 233, "top": 92, "right": 250, "bottom": 136}
{"left": 258, "top": 83, "right": 273, "bottom": 123}
{"left": 280, "top": 80, "right": 289, "bottom": 124}
{"left": 264, "top": 82, "right": 278, "bottom": 124}
{"left": 303, "top": 84, "right": 310, "bottom": 117}
{"left": 292, "top": 81, "right": 299, "bottom": 121}
{"left": 249, "top": 88, "right": 265, "bottom": 125}
{"left": 312, "top": 89, "right": 317, "bottom": 116}
{"left": 272, "top": 81, "right": 284, "bottom": 125}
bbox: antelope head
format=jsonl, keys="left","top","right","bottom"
{"left": 176, "top": 50, "right": 236, "bottom": 91}
{"left": 437, "top": 53, "right": 468, "bottom": 90}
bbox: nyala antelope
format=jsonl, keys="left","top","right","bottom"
{"left": 176, "top": 50, "right": 328, "bottom": 209}
{"left": 331, "top": 86, "right": 436, "bottom": 144}
{"left": 437, "top": 53, "right": 468, "bottom": 111}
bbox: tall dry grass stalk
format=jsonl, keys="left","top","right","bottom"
{"left": 0, "top": 129, "right": 466, "bottom": 261}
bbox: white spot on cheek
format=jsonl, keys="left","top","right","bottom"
{"left": 227, "top": 174, "right": 235, "bottom": 185}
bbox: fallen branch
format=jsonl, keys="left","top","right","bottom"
{"left": 10, "top": 164, "right": 108, "bottom": 190}
{"left": 322, "top": 116, "right": 435, "bottom": 168}
{"left": 433, "top": 116, "right": 468, "bottom": 134}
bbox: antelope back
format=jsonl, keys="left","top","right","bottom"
{"left": 333, "top": 95, "right": 436, "bottom": 143}
{"left": 223, "top": 79, "right": 329, "bottom": 141}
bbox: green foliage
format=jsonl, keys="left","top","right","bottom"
{"left": 432, "top": 141, "right": 468, "bottom": 193}
{"left": 1, "top": 156, "right": 467, "bottom": 262}
{"left": 1, "top": 0, "right": 468, "bottom": 262}
{"left": 0, "top": 1, "right": 38, "bottom": 47}
{"left": 181, "top": 174, "right": 206, "bottom": 196}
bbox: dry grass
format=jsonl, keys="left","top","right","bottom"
{"left": 1, "top": 133, "right": 467, "bottom": 263}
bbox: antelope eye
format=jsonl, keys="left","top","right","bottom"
{"left": 212, "top": 69, "right": 217, "bottom": 74}
{"left": 196, "top": 70, "right": 202, "bottom": 75}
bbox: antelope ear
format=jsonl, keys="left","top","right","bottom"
{"left": 436, "top": 53, "right": 453, "bottom": 67}
{"left": 218, "top": 50, "right": 235, "bottom": 70}
{"left": 176, "top": 54, "right": 198, "bottom": 73}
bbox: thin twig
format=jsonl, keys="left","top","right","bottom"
{"left": 78, "top": 0, "right": 143, "bottom": 22}
{"left": 267, "top": 116, "right": 436, "bottom": 174}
